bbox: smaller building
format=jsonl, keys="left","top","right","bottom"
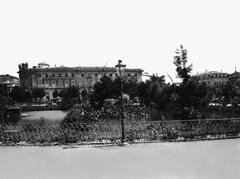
{"left": 192, "top": 71, "right": 229, "bottom": 87}
{"left": 0, "top": 74, "right": 19, "bottom": 92}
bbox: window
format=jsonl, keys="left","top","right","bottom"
{"left": 38, "top": 74, "right": 41, "bottom": 77}
{"left": 135, "top": 73, "right": 138, "bottom": 76}
{"left": 65, "top": 80, "right": 69, "bottom": 87}
{"left": 52, "top": 80, "right": 56, "bottom": 86}
{"left": 52, "top": 74, "right": 55, "bottom": 77}
{"left": 65, "top": 73, "right": 68, "bottom": 77}
{"left": 45, "top": 74, "right": 48, "bottom": 78}
{"left": 95, "top": 74, "right": 98, "bottom": 77}
{"left": 128, "top": 73, "right": 131, "bottom": 76}
{"left": 110, "top": 73, "right": 112, "bottom": 77}
{"left": 58, "top": 80, "right": 63, "bottom": 86}
{"left": 59, "top": 74, "right": 62, "bottom": 77}
{"left": 81, "top": 74, "right": 85, "bottom": 77}
{"left": 72, "top": 73, "right": 75, "bottom": 77}
{"left": 71, "top": 80, "right": 76, "bottom": 86}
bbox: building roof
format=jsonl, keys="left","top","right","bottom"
{"left": 29, "top": 66, "right": 143, "bottom": 73}
{"left": 38, "top": 61, "right": 49, "bottom": 66}
{"left": 192, "top": 71, "right": 228, "bottom": 77}
{"left": 231, "top": 71, "right": 240, "bottom": 75}
{"left": 0, "top": 74, "right": 19, "bottom": 85}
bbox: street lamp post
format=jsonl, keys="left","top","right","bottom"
{"left": 115, "top": 60, "right": 126, "bottom": 144}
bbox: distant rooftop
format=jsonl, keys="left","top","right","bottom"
{"left": 192, "top": 71, "right": 228, "bottom": 76}
{"left": 30, "top": 62, "right": 143, "bottom": 72}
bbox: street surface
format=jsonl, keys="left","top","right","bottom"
{"left": 0, "top": 139, "right": 240, "bottom": 179}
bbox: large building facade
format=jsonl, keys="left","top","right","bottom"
{"left": 18, "top": 62, "right": 143, "bottom": 100}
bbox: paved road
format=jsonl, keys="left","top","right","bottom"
{"left": 0, "top": 139, "right": 240, "bottom": 179}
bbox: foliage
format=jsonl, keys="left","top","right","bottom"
{"left": 62, "top": 104, "right": 98, "bottom": 124}
{"left": 90, "top": 75, "right": 167, "bottom": 108}
{"left": 60, "top": 97, "right": 77, "bottom": 110}
{"left": 59, "top": 86, "right": 80, "bottom": 99}
{"left": 9, "top": 86, "right": 31, "bottom": 102}
{"left": 173, "top": 45, "right": 192, "bottom": 84}
{"left": 60, "top": 104, "right": 98, "bottom": 131}
{"left": 81, "top": 89, "right": 88, "bottom": 102}
{"left": 222, "top": 74, "right": 240, "bottom": 103}
{"left": 52, "top": 89, "right": 59, "bottom": 98}
{"left": 59, "top": 86, "right": 80, "bottom": 110}
{"left": 32, "top": 88, "right": 46, "bottom": 101}
{"left": 165, "top": 46, "right": 211, "bottom": 120}
{"left": 90, "top": 76, "right": 121, "bottom": 108}
{"left": 0, "top": 84, "right": 8, "bottom": 103}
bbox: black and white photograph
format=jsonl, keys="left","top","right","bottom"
{"left": 0, "top": 0, "right": 240, "bottom": 178}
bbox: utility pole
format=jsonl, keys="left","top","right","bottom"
{"left": 115, "top": 60, "right": 126, "bottom": 144}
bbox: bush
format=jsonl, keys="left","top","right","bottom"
{"left": 60, "top": 97, "right": 76, "bottom": 110}
{"left": 60, "top": 104, "right": 98, "bottom": 131}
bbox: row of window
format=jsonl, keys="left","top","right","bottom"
{"left": 199, "top": 74, "right": 229, "bottom": 79}
{"left": 202, "top": 81, "right": 226, "bottom": 87}
{"left": 34, "top": 79, "right": 78, "bottom": 87}
{"left": 37, "top": 73, "right": 75, "bottom": 78}
{"left": 36, "top": 73, "right": 139, "bottom": 78}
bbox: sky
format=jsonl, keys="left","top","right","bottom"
{"left": 0, "top": 0, "right": 240, "bottom": 82}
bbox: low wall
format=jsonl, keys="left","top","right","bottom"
{"left": 1, "top": 118, "right": 240, "bottom": 145}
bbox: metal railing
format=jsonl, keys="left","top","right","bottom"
{"left": 1, "top": 118, "right": 240, "bottom": 145}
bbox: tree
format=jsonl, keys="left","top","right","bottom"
{"left": 66, "top": 86, "right": 80, "bottom": 98}
{"left": 59, "top": 86, "right": 80, "bottom": 99}
{"left": 90, "top": 76, "right": 120, "bottom": 108}
{"left": 60, "top": 104, "right": 98, "bottom": 132}
{"left": 9, "top": 86, "right": 31, "bottom": 102}
{"left": 170, "top": 45, "right": 209, "bottom": 120}
{"left": 60, "top": 86, "right": 80, "bottom": 110}
{"left": 137, "top": 81, "right": 150, "bottom": 105}
{"left": 53, "top": 89, "right": 59, "bottom": 98}
{"left": 32, "top": 88, "right": 46, "bottom": 102}
{"left": 173, "top": 45, "right": 192, "bottom": 84}
{"left": 147, "top": 75, "right": 166, "bottom": 105}
{"left": 222, "top": 74, "right": 240, "bottom": 105}
{"left": 81, "top": 89, "right": 88, "bottom": 102}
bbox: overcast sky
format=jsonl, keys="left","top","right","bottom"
{"left": 0, "top": 0, "right": 239, "bottom": 82}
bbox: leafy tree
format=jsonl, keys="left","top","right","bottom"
{"left": 81, "top": 89, "right": 88, "bottom": 102}
{"left": 90, "top": 76, "right": 120, "bottom": 108}
{"left": 59, "top": 86, "right": 80, "bottom": 110}
{"left": 61, "top": 104, "right": 98, "bottom": 124}
{"left": 222, "top": 74, "right": 240, "bottom": 105}
{"left": 173, "top": 45, "right": 192, "bottom": 84}
{"left": 60, "top": 97, "right": 76, "bottom": 110}
{"left": 124, "top": 81, "right": 139, "bottom": 99}
{"left": 59, "top": 86, "right": 80, "bottom": 98}
{"left": 53, "top": 89, "right": 59, "bottom": 98}
{"left": 60, "top": 104, "right": 98, "bottom": 132}
{"left": 168, "top": 46, "right": 210, "bottom": 119}
{"left": 66, "top": 86, "right": 80, "bottom": 98}
{"left": 32, "top": 88, "right": 46, "bottom": 102}
{"left": 137, "top": 81, "right": 150, "bottom": 105}
{"left": 147, "top": 75, "right": 166, "bottom": 105}
{"left": 9, "top": 86, "right": 31, "bottom": 102}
